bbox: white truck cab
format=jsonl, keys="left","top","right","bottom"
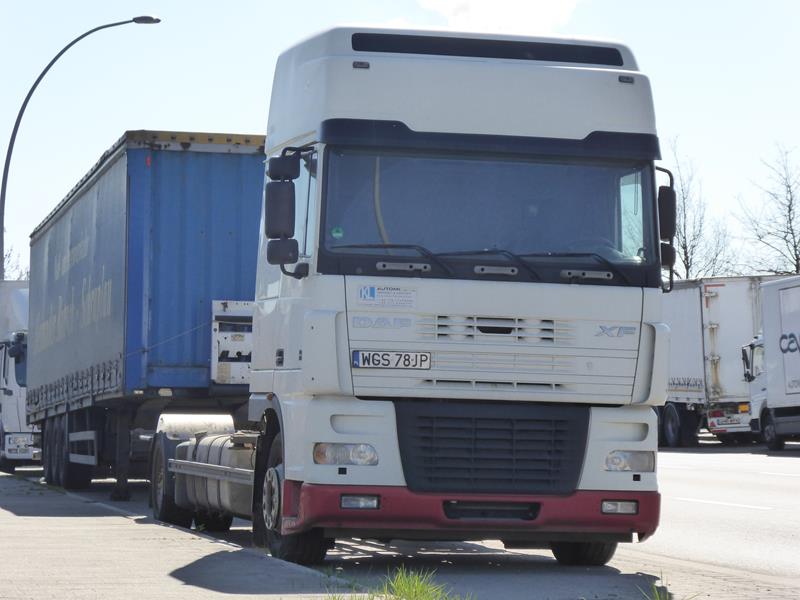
{"left": 744, "top": 276, "right": 800, "bottom": 449}
{"left": 0, "top": 283, "right": 36, "bottom": 473}
{"left": 249, "top": 28, "right": 673, "bottom": 565}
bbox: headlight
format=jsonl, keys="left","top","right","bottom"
{"left": 605, "top": 450, "right": 655, "bottom": 472}
{"left": 313, "top": 443, "right": 378, "bottom": 466}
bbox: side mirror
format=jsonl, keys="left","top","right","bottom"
{"left": 267, "top": 155, "right": 301, "bottom": 181}
{"left": 267, "top": 238, "right": 299, "bottom": 265}
{"left": 264, "top": 181, "right": 295, "bottom": 239}
{"left": 660, "top": 242, "right": 676, "bottom": 269}
{"left": 741, "top": 347, "right": 754, "bottom": 382}
{"left": 658, "top": 186, "right": 676, "bottom": 241}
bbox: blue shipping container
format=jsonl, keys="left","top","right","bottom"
{"left": 26, "top": 131, "right": 265, "bottom": 421}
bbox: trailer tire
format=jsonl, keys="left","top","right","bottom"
{"left": 52, "top": 415, "right": 65, "bottom": 487}
{"left": 259, "top": 433, "right": 329, "bottom": 565}
{"left": 762, "top": 411, "right": 785, "bottom": 451}
{"left": 194, "top": 511, "right": 233, "bottom": 532}
{"left": 151, "top": 434, "right": 193, "bottom": 528}
{"left": 550, "top": 541, "right": 617, "bottom": 566}
{"left": 42, "top": 419, "right": 53, "bottom": 484}
{"left": 663, "top": 403, "right": 683, "bottom": 448}
{"left": 678, "top": 409, "right": 699, "bottom": 447}
{"left": 60, "top": 414, "right": 92, "bottom": 490}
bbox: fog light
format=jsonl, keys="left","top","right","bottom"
{"left": 602, "top": 500, "right": 638, "bottom": 514}
{"left": 605, "top": 450, "right": 655, "bottom": 472}
{"left": 313, "top": 443, "right": 378, "bottom": 465}
{"left": 341, "top": 494, "right": 380, "bottom": 509}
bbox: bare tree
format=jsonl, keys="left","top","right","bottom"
{"left": 741, "top": 147, "right": 800, "bottom": 274}
{"left": 3, "top": 245, "right": 28, "bottom": 281}
{"left": 670, "top": 146, "right": 733, "bottom": 279}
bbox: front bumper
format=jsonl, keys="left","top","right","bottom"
{"left": 282, "top": 483, "right": 660, "bottom": 543}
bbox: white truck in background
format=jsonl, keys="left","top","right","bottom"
{"left": 146, "top": 27, "right": 676, "bottom": 568}
{"left": 0, "top": 282, "right": 37, "bottom": 473}
{"left": 742, "top": 276, "right": 800, "bottom": 450}
{"left": 661, "top": 276, "right": 778, "bottom": 446}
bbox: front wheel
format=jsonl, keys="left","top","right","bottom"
{"left": 255, "top": 433, "right": 329, "bottom": 565}
{"left": 762, "top": 411, "right": 785, "bottom": 451}
{"left": 551, "top": 541, "right": 617, "bottom": 566}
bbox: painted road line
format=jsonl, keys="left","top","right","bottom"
{"left": 673, "top": 497, "right": 774, "bottom": 510}
{"left": 760, "top": 471, "right": 800, "bottom": 477}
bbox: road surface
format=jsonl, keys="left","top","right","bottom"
{"left": 3, "top": 439, "right": 799, "bottom": 599}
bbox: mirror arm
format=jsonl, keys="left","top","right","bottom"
{"left": 280, "top": 262, "right": 309, "bottom": 280}
{"left": 655, "top": 165, "right": 675, "bottom": 188}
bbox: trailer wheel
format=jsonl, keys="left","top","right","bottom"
{"left": 42, "top": 419, "right": 53, "bottom": 484}
{"left": 550, "top": 541, "right": 617, "bottom": 566}
{"left": 663, "top": 403, "right": 683, "bottom": 448}
{"left": 151, "top": 434, "right": 193, "bottom": 528}
{"left": 52, "top": 415, "right": 65, "bottom": 487}
{"left": 258, "top": 433, "right": 328, "bottom": 565}
{"left": 194, "top": 511, "right": 233, "bottom": 532}
{"left": 59, "top": 413, "right": 92, "bottom": 490}
{"left": 762, "top": 411, "right": 785, "bottom": 451}
{"left": 0, "top": 457, "right": 15, "bottom": 474}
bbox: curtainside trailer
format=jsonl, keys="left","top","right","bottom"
{"left": 22, "top": 130, "right": 264, "bottom": 498}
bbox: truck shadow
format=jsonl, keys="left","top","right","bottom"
{"left": 320, "top": 538, "right": 670, "bottom": 599}
{"left": 169, "top": 549, "right": 336, "bottom": 595}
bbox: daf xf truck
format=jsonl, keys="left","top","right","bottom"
{"left": 742, "top": 276, "right": 800, "bottom": 450}
{"left": 148, "top": 28, "right": 676, "bottom": 568}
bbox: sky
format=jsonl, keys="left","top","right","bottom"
{"left": 1, "top": 0, "right": 799, "bottom": 271}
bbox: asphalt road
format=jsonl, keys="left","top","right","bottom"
{"left": 6, "top": 438, "right": 800, "bottom": 599}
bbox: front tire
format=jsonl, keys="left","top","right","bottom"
{"left": 256, "top": 433, "right": 329, "bottom": 565}
{"left": 0, "top": 457, "right": 15, "bottom": 474}
{"left": 551, "top": 541, "right": 617, "bottom": 566}
{"left": 762, "top": 411, "right": 785, "bottom": 451}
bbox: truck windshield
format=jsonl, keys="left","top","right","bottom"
{"left": 322, "top": 147, "right": 657, "bottom": 282}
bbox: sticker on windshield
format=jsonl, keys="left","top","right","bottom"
{"left": 331, "top": 226, "right": 344, "bottom": 240}
{"left": 357, "top": 286, "right": 417, "bottom": 308}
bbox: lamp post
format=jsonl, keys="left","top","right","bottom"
{"left": 0, "top": 16, "right": 161, "bottom": 279}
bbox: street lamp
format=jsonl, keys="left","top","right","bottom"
{"left": 0, "top": 16, "right": 161, "bottom": 279}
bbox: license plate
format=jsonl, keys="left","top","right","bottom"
{"left": 352, "top": 351, "right": 431, "bottom": 369}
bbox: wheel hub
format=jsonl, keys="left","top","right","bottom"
{"left": 263, "top": 467, "right": 281, "bottom": 531}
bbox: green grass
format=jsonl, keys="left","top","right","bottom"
{"left": 326, "top": 566, "right": 471, "bottom": 600}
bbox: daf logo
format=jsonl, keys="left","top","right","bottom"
{"left": 352, "top": 316, "right": 412, "bottom": 329}
{"left": 596, "top": 325, "right": 637, "bottom": 337}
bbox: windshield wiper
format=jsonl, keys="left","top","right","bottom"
{"left": 435, "top": 248, "right": 541, "bottom": 281}
{"left": 522, "top": 252, "right": 631, "bottom": 285}
{"left": 330, "top": 243, "right": 455, "bottom": 276}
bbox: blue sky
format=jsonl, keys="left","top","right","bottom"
{"left": 2, "top": 0, "right": 798, "bottom": 269}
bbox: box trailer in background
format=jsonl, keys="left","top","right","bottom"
{"left": 743, "top": 276, "right": 800, "bottom": 450}
{"left": 661, "top": 276, "right": 776, "bottom": 446}
{"left": 22, "top": 130, "right": 264, "bottom": 498}
{"left": 0, "top": 282, "right": 37, "bottom": 472}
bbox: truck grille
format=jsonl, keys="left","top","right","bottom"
{"left": 394, "top": 400, "right": 588, "bottom": 495}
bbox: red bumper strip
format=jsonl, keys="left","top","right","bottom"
{"left": 283, "top": 483, "right": 660, "bottom": 539}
